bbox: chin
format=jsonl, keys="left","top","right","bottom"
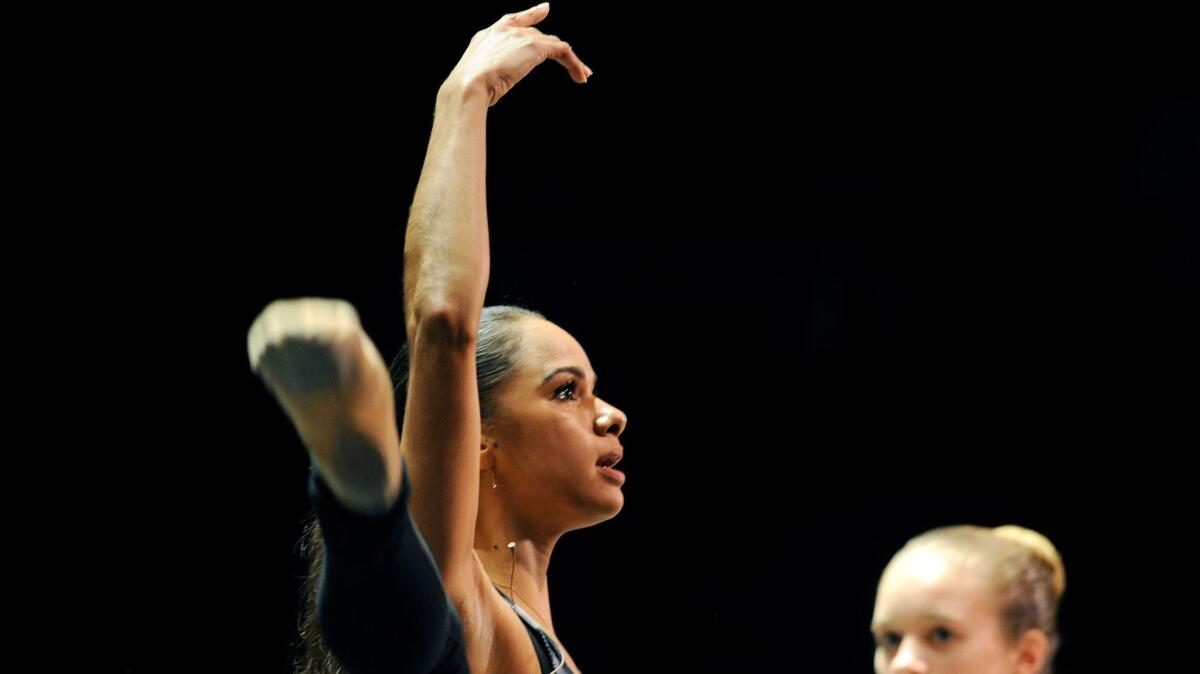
{"left": 575, "top": 493, "right": 623, "bottom": 530}
{"left": 598, "top": 491, "right": 624, "bottom": 519}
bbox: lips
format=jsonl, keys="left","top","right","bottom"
{"left": 596, "top": 448, "right": 623, "bottom": 469}
{"left": 596, "top": 462, "right": 625, "bottom": 485}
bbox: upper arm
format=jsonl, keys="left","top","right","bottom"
{"left": 399, "top": 308, "right": 482, "bottom": 594}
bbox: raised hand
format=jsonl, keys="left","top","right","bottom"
{"left": 444, "top": 3, "right": 593, "bottom": 107}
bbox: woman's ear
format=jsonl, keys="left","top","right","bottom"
{"left": 1012, "top": 628, "right": 1050, "bottom": 674}
{"left": 479, "top": 435, "right": 499, "bottom": 489}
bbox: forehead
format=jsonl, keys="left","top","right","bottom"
{"left": 517, "top": 319, "right": 593, "bottom": 375}
{"left": 873, "top": 547, "right": 996, "bottom": 625}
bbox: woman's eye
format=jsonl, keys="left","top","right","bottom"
{"left": 554, "top": 380, "right": 578, "bottom": 401}
{"left": 876, "top": 632, "right": 901, "bottom": 649}
{"left": 930, "top": 627, "right": 953, "bottom": 644}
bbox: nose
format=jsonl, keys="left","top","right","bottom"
{"left": 594, "top": 400, "right": 627, "bottom": 437}
{"left": 889, "top": 636, "right": 928, "bottom": 674}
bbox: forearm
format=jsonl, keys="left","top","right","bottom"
{"left": 404, "top": 78, "right": 492, "bottom": 336}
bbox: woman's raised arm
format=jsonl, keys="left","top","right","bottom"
{"left": 400, "top": 2, "right": 591, "bottom": 594}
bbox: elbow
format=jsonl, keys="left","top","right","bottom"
{"left": 408, "top": 301, "right": 479, "bottom": 349}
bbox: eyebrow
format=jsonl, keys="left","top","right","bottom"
{"left": 871, "top": 612, "right": 959, "bottom": 631}
{"left": 542, "top": 366, "right": 596, "bottom": 386}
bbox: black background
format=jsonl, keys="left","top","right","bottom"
{"left": 96, "top": 3, "right": 1196, "bottom": 672}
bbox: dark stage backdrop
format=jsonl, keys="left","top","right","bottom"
{"left": 102, "top": 3, "right": 1195, "bottom": 672}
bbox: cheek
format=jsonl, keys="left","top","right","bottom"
{"left": 514, "top": 412, "right": 589, "bottom": 467}
{"left": 954, "top": 633, "right": 1016, "bottom": 674}
{"left": 541, "top": 407, "right": 591, "bottom": 442}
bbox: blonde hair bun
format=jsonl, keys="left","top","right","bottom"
{"left": 993, "top": 525, "right": 1066, "bottom": 599}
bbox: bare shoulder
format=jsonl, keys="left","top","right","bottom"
{"left": 448, "top": 551, "right": 542, "bottom": 674}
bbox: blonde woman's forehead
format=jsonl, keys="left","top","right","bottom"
{"left": 888, "top": 546, "right": 955, "bottom": 585}
{"left": 875, "top": 549, "right": 996, "bottom": 625}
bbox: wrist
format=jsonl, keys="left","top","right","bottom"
{"left": 437, "top": 75, "right": 489, "bottom": 109}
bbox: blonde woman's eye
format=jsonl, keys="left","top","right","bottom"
{"left": 930, "top": 627, "right": 953, "bottom": 644}
{"left": 876, "top": 632, "right": 901, "bottom": 649}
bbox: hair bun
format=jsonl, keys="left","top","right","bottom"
{"left": 993, "top": 525, "right": 1066, "bottom": 599}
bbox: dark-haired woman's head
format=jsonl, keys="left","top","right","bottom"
{"left": 390, "top": 305, "right": 629, "bottom": 531}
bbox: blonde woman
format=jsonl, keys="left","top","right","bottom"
{"left": 870, "top": 525, "right": 1067, "bottom": 674}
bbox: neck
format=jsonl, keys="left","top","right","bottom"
{"left": 474, "top": 476, "right": 565, "bottom": 632}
